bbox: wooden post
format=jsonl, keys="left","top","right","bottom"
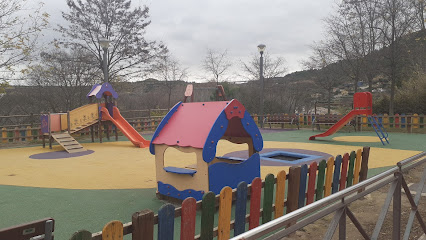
{"left": 48, "top": 112, "right": 52, "bottom": 149}
{"left": 115, "top": 125, "right": 118, "bottom": 141}
{"left": 359, "top": 147, "right": 370, "bottom": 182}
{"left": 99, "top": 121, "right": 102, "bottom": 143}
{"left": 42, "top": 134, "right": 45, "bottom": 148}
{"left": 90, "top": 125, "right": 94, "bottom": 143}
{"left": 287, "top": 166, "right": 301, "bottom": 214}
{"left": 106, "top": 122, "right": 110, "bottom": 141}
{"left": 67, "top": 111, "right": 71, "bottom": 134}
{"left": 132, "top": 209, "right": 154, "bottom": 240}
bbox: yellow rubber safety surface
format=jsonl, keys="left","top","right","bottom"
{"left": 0, "top": 140, "right": 419, "bottom": 190}
{"left": 332, "top": 136, "right": 384, "bottom": 143}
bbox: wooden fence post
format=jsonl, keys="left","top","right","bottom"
{"left": 132, "top": 209, "right": 154, "bottom": 240}
{"left": 359, "top": 147, "right": 370, "bottom": 182}
{"left": 287, "top": 166, "right": 301, "bottom": 213}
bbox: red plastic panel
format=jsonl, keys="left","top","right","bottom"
{"left": 152, "top": 101, "right": 229, "bottom": 149}
{"left": 224, "top": 100, "right": 245, "bottom": 119}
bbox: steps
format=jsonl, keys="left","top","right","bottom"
{"left": 51, "top": 133, "right": 86, "bottom": 153}
{"left": 367, "top": 116, "right": 390, "bottom": 145}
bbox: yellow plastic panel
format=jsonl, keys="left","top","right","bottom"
{"left": 69, "top": 104, "right": 99, "bottom": 131}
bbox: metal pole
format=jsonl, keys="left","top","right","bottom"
{"left": 260, "top": 52, "right": 264, "bottom": 128}
{"left": 103, "top": 47, "right": 108, "bottom": 83}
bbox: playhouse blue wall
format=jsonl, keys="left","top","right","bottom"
{"left": 208, "top": 153, "right": 261, "bottom": 194}
{"left": 149, "top": 102, "right": 182, "bottom": 155}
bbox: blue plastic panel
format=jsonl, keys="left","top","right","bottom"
{"left": 149, "top": 102, "right": 181, "bottom": 155}
{"left": 241, "top": 111, "right": 263, "bottom": 152}
{"left": 157, "top": 181, "right": 204, "bottom": 201}
{"left": 202, "top": 111, "right": 229, "bottom": 163}
{"left": 208, "top": 153, "right": 260, "bottom": 194}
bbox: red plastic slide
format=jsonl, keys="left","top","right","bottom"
{"left": 100, "top": 107, "right": 150, "bottom": 148}
{"left": 309, "top": 92, "right": 373, "bottom": 140}
{"left": 309, "top": 110, "right": 358, "bottom": 140}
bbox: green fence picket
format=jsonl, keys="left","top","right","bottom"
{"left": 262, "top": 174, "right": 275, "bottom": 224}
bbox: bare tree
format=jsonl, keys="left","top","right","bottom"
{"left": 303, "top": 42, "right": 344, "bottom": 114}
{"left": 27, "top": 47, "right": 99, "bottom": 111}
{"left": 58, "top": 0, "right": 167, "bottom": 82}
{"left": 0, "top": 0, "right": 48, "bottom": 79}
{"left": 378, "top": 0, "right": 416, "bottom": 114}
{"left": 241, "top": 53, "right": 287, "bottom": 81}
{"left": 410, "top": 0, "right": 426, "bottom": 30}
{"left": 154, "top": 54, "right": 188, "bottom": 108}
{"left": 202, "top": 48, "right": 232, "bottom": 84}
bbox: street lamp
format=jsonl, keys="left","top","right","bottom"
{"left": 258, "top": 44, "right": 266, "bottom": 128}
{"left": 99, "top": 38, "right": 111, "bottom": 83}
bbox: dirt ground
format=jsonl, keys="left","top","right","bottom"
{"left": 292, "top": 165, "right": 426, "bottom": 239}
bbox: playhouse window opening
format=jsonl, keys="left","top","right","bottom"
{"left": 163, "top": 147, "right": 197, "bottom": 170}
{"left": 216, "top": 139, "right": 249, "bottom": 162}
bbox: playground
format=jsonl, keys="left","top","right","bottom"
{"left": 0, "top": 128, "right": 424, "bottom": 239}
{"left": 0, "top": 86, "right": 425, "bottom": 239}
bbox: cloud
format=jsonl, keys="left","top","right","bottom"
{"left": 42, "top": 0, "right": 335, "bottom": 80}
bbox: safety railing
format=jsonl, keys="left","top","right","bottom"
{"left": 231, "top": 152, "right": 426, "bottom": 240}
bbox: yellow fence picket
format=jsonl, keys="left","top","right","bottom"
{"left": 217, "top": 186, "right": 232, "bottom": 240}
{"left": 324, "top": 157, "right": 334, "bottom": 197}
{"left": 274, "top": 170, "right": 286, "bottom": 219}
{"left": 102, "top": 221, "right": 123, "bottom": 240}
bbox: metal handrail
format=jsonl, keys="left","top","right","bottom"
{"left": 231, "top": 152, "right": 426, "bottom": 240}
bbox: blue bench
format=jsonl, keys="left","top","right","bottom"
{"left": 163, "top": 167, "right": 197, "bottom": 176}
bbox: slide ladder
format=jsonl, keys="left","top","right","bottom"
{"left": 51, "top": 133, "right": 86, "bottom": 153}
{"left": 367, "top": 116, "right": 389, "bottom": 145}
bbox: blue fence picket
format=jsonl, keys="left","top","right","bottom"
{"left": 298, "top": 164, "right": 308, "bottom": 208}
{"left": 234, "top": 182, "right": 248, "bottom": 236}
{"left": 158, "top": 204, "right": 175, "bottom": 240}
{"left": 332, "top": 155, "right": 342, "bottom": 194}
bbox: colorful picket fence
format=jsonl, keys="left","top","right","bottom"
{"left": 70, "top": 147, "right": 370, "bottom": 240}
{"left": 257, "top": 113, "right": 425, "bottom": 132}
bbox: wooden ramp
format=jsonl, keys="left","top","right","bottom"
{"left": 51, "top": 133, "right": 86, "bottom": 153}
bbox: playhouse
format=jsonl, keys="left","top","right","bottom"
{"left": 150, "top": 99, "right": 263, "bottom": 200}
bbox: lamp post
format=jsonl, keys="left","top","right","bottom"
{"left": 99, "top": 38, "right": 111, "bottom": 83}
{"left": 258, "top": 44, "right": 266, "bottom": 128}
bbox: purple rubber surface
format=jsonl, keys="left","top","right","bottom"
{"left": 30, "top": 150, "right": 95, "bottom": 159}
{"left": 223, "top": 148, "right": 332, "bottom": 166}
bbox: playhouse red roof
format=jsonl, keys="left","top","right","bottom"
{"left": 152, "top": 101, "right": 249, "bottom": 149}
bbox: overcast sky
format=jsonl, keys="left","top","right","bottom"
{"left": 42, "top": 0, "right": 336, "bottom": 82}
